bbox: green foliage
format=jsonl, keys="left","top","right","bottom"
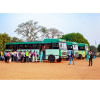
{"left": 90, "top": 45, "right": 97, "bottom": 52}
{"left": 11, "top": 37, "right": 23, "bottom": 42}
{"left": 0, "top": 33, "right": 23, "bottom": 51}
{"left": 61, "top": 33, "right": 90, "bottom": 46}
{"left": 0, "top": 33, "right": 11, "bottom": 51}
{"left": 97, "top": 44, "right": 100, "bottom": 52}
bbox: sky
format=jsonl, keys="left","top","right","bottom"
{"left": 0, "top": 13, "right": 100, "bottom": 47}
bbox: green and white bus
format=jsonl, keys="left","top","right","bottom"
{"left": 66, "top": 42, "right": 78, "bottom": 59}
{"left": 6, "top": 39, "right": 67, "bottom": 62}
{"left": 77, "top": 43, "right": 88, "bottom": 59}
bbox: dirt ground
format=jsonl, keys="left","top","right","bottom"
{"left": 0, "top": 57, "right": 100, "bottom": 80}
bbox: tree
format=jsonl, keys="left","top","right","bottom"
{"left": 0, "top": 33, "right": 11, "bottom": 51}
{"left": 61, "top": 33, "right": 90, "bottom": 46}
{"left": 90, "top": 45, "right": 97, "bottom": 52}
{"left": 15, "top": 20, "right": 42, "bottom": 42}
{"left": 11, "top": 37, "right": 23, "bottom": 42}
{"left": 41, "top": 28, "right": 63, "bottom": 39}
{"left": 97, "top": 44, "right": 100, "bottom": 52}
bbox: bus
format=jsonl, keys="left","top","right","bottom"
{"left": 77, "top": 43, "right": 88, "bottom": 59}
{"left": 66, "top": 42, "right": 78, "bottom": 59}
{"left": 6, "top": 39, "right": 67, "bottom": 63}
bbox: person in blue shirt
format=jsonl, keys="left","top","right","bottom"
{"left": 68, "top": 51, "right": 75, "bottom": 65}
{"left": 40, "top": 50, "right": 43, "bottom": 62}
{"left": 86, "top": 51, "right": 89, "bottom": 61}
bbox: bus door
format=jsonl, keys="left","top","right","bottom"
{"left": 40, "top": 44, "right": 46, "bottom": 59}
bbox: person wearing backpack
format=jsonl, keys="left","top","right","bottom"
{"left": 68, "top": 51, "right": 75, "bottom": 65}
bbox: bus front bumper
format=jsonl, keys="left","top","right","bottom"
{"left": 59, "top": 56, "right": 68, "bottom": 59}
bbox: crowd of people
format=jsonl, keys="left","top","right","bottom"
{"left": 0, "top": 49, "right": 96, "bottom": 66}
{"left": 0, "top": 50, "right": 43, "bottom": 63}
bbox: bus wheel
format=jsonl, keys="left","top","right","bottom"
{"left": 56, "top": 58, "right": 62, "bottom": 62}
{"left": 48, "top": 55, "right": 55, "bottom": 63}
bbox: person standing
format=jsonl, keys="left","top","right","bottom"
{"left": 35, "top": 51, "right": 38, "bottom": 62}
{"left": 32, "top": 51, "right": 35, "bottom": 62}
{"left": 26, "top": 50, "right": 29, "bottom": 62}
{"left": 86, "top": 51, "right": 89, "bottom": 61}
{"left": 93, "top": 52, "right": 96, "bottom": 59}
{"left": 6, "top": 51, "right": 11, "bottom": 63}
{"left": 68, "top": 51, "right": 75, "bottom": 65}
{"left": 89, "top": 51, "right": 93, "bottom": 66}
{"left": 29, "top": 51, "right": 32, "bottom": 63}
{"left": 11, "top": 51, "right": 14, "bottom": 62}
{"left": 15, "top": 51, "right": 18, "bottom": 62}
{"left": 0, "top": 51, "right": 1, "bottom": 61}
{"left": 3, "top": 50, "right": 7, "bottom": 61}
{"left": 20, "top": 51, "right": 23, "bottom": 62}
{"left": 40, "top": 50, "right": 43, "bottom": 62}
{"left": 1, "top": 51, "right": 4, "bottom": 60}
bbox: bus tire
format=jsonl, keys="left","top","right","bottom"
{"left": 48, "top": 55, "right": 55, "bottom": 63}
{"left": 56, "top": 58, "right": 62, "bottom": 62}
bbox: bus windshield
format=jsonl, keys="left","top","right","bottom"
{"left": 59, "top": 42, "right": 67, "bottom": 50}
{"left": 73, "top": 44, "right": 78, "bottom": 51}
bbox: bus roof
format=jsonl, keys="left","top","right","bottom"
{"left": 77, "top": 43, "right": 88, "bottom": 46}
{"left": 66, "top": 42, "right": 77, "bottom": 45}
{"left": 6, "top": 39, "right": 66, "bottom": 45}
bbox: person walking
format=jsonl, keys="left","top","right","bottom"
{"left": 68, "top": 51, "right": 75, "bottom": 65}
{"left": 40, "top": 50, "right": 43, "bottom": 62}
{"left": 32, "top": 51, "right": 35, "bottom": 62}
{"left": 86, "top": 51, "right": 89, "bottom": 61}
{"left": 89, "top": 51, "right": 93, "bottom": 66}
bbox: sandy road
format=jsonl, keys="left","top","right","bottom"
{"left": 0, "top": 57, "right": 100, "bottom": 80}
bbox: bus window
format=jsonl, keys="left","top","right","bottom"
{"left": 6, "top": 45, "right": 8, "bottom": 49}
{"left": 6, "top": 45, "right": 13, "bottom": 49}
{"left": 23, "top": 44, "right": 28, "bottom": 49}
{"left": 33, "top": 44, "right": 39, "bottom": 49}
{"left": 52, "top": 43, "right": 59, "bottom": 49}
{"left": 29, "top": 44, "right": 33, "bottom": 49}
{"left": 13, "top": 45, "right": 17, "bottom": 51}
{"left": 46, "top": 43, "right": 52, "bottom": 49}
{"left": 18, "top": 44, "right": 23, "bottom": 49}
{"left": 67, "top": 45, "right": 73, "bottom": 50}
